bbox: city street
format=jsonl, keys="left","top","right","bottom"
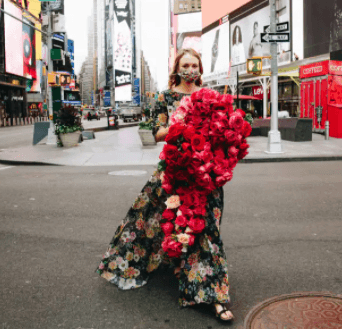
{"left": 1, "top": 161, "right": 341, "bottom": 329}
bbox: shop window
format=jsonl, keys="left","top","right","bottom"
{"left": 293, "top": 83, "right": 299, "bottom": 98}
{"left": 283, "top": 83, "right": 292, "bottom": 99}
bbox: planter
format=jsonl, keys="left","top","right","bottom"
{"left": 59, "top": 131, "right": 82, "bottom": 147}
{"left": 138, "top": 129, "right": 156, "bottom": 146}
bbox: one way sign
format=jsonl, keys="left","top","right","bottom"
{"left": 263, "top": 21, "right": 289, "bottom": 34}
{"left": 261, "top": 33, "right": 290, "bottom": 43}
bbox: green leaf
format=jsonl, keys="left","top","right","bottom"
{"left": 158, "top": 160, "right": 166, "bottom": 171}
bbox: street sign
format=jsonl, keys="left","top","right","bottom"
{"left": 261, "top": 33, "right": 290, "bottom": 43}
{"left": 263, "top": 21, "right": 289, "bottom": 33}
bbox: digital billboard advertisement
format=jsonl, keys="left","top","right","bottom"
{"left": 104, "top": 91, "right": 111, "bottom": 106}
{"left": 202, "top": 14, "right": 230, "bottom": 80}
{"left": 132, "top": 78, "right": 140, "bottom": 106}
{"left": 67, "top": 39, "right": 74, "bottom": 75}
{"left": 230, "top": 0, "right": 291, "bottom": 70}
{"left": 304, "top": 0, "right": 342, "bottom": 58}
{"left": 4, "top": 0, "right": 24, "bottom": 76}
{"left": 113, "top": 0, "right": 132, "bottom": 102}
{"left": 22, "top": 18, "right": 36, "bottom": 80}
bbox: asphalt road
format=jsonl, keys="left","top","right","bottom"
{"left": 0, "top": 162, "right": 341, "bottom": 329}
{"left": 0, "top": 125, "right": 35, "bottom": 149}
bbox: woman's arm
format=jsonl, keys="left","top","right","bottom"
{"left": 152, "top": 92, "right": 169, "bottom": 142}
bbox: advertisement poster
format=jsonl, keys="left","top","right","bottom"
{"left": 52, "top": 33, "right": 65, "bottom": 50}
{"left": 132, "top": 78, "right": 140, "bottom": 105}
{"left": 22, "top": 18, "right": 36, "bottom": 80}
{"left": 177, "top": 12, "right": 202, "bottom": 55}
{"left": 104, "top": 91, "right": 111, "bottom": 106}
{"left": 113, "top": 0, "right": 132, "bottom": 102}
{"left": 230, "top": 0, "right": 290, "bottom": 68}
{"left": 176, "top": 31, "right": 202, "bottom": 55}
{"left": 67, "top": 39, "right": 74, "bottom": 75}
{"left": 4, "top": 0, "right": 24, "bottom": 76}
{"left": 304, "top": 0, "right": 342, "bottom": 58}
{"left": 202, "top": 16, "right": 230, "bottom": 78}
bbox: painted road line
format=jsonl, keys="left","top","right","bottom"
{"left": 0, "top": 166, "right": 14, "bottom": 171}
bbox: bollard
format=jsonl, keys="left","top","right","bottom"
{"left": 17, "top": 118, "right": 20, "bottom": 126}
{"left": 325, "top": 121, "right": 329, "bottom": 140}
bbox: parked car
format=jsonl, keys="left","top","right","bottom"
{"left": 120, "top": 105, "right": 142, "bottom": 122}
{"left": 86, "top": 109, "right": 100, "bottom": 121}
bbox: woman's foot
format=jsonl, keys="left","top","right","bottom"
{"left": 214, "top": 303, "right": 234, "bottom": 321}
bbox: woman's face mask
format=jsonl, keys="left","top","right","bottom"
{"left": 178, "top": 70, "right": 201, "bottom": 83}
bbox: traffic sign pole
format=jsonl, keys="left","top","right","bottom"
{"left": 266, "top": 0, "right": 283, "bottom": 154}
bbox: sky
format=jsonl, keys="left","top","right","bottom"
{"left": 65, "top": 0, "right": 169, "bottom": 91}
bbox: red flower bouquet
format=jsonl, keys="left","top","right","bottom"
{"left": 158, "top": 88, "right": 252, "bottom": 258}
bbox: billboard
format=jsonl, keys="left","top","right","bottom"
{"left": 202, "top": 15, "right": 230, "bottom": 78}
{"left": 113, "top": 0, "right": 132, "bottom": 102}
{"left": 52, "top": 33, "right": 65, "bottom": 50}
{"left": 230, "top": 0, "right": 291, "bottom": 70}
{"left": 4, "top": 0, "right": 23, "bottom": 76}
{"left": 104, "top": 91, "right": 111, "bottom": 106}
{"left": 67, "top": 39, "right": 74, "bottom": 75}
{"left": 23, "top": 18, "right": 36, "bottom": 79}
{"left": 26, "top": 60, "right": 42, "bottom": 92}
{"left": 132, "top": 78, "right": 140, "bottom": 105}
{"left": 304, "top": 0, "right": 342, "bottom": 58}
{"left": 176, "top": 12, "right": 202, "bottom": 55}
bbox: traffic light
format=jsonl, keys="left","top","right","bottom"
{"left": 60, "top": 74, "right": 71, "bottom": 85}
{"left": 247, "top": 57, "right": 262, "bottom": 75}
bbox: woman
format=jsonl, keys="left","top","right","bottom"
{"left": 232, "top": 25, "right": 246, "bottom": 66}
{"left": 97, "top": 48, "right": 234, "bottom": 322}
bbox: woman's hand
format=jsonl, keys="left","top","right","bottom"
{"left": 155, "top": 126, "right": 169, "bottom": 142}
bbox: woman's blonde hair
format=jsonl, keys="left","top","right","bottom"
{"left": 168, "top": 48, "right": 203, "bottom": 89}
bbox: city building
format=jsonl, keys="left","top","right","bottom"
{"left": 173, "top": 0, "right": 201, "bottom": 15}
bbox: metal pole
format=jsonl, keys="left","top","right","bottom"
{"left": 236, "top": 71, "right": 239, "bottom": 108}
{"left": 263, "top": 77, "right": 267, "bottom": 118}
{"left": 46, "top": 3, "right": 57, "bottom": 144}
{"left": 266, "top": 0, "right": 283, "bottom": 153}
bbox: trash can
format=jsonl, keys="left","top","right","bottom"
{"left": 107, "top": 109, "right": 119, "bottom": 130}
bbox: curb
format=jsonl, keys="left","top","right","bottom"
{"left": 86, "top": 122, "right": 139, "bottom": 132}
{"left": 2, "top": 154, "right": 342, "bottom": 167}
{"left": 241, "top": 155, "right": 342, "bottom": 163}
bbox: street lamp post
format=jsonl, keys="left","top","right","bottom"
{"left": 46, "top": 3, "right": 57, "bottom": 144}
{"left": 266, "top": 0, "right": 283, "bottom": 153}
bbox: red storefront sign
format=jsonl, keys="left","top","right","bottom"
{"left": 299, "top": 61, "right": 329, "bottom": 79}
{"left": 329, "top": 61, "right": 342, "bottom": 76}
{"left": 252, "top": 86, "right": 270, "bottom": 100}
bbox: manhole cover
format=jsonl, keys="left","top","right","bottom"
{"left": 244, "top": 292, "right": 342, "bottom": 329}
{"left": 108, "top": 170, "right": 147, "bottom": 176}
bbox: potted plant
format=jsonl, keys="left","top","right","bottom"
{"left": 138, "top": 117, "right": 156, "bottom": 146}
{"left": 54, "top": 105, "right": 84, "bottom": 147}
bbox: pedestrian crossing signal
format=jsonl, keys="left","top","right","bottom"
{"left": 247, "top": 57, "right": 262, "bottom": 75}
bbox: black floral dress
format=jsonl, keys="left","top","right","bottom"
{"left": 97, "top": 90, "right": 231, "bottom": 307}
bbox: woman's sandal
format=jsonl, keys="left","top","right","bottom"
{"left": 213, "top": 304, "right": 235, "bottom": 322}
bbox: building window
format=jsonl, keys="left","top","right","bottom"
{"left": 185, "top": 4, "right": 188, "bottom": 9}
{"left": 179, "top": 3, "right": 183, "bottom": 9}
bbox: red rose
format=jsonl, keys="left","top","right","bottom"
{"left": 228, "top": 157, "right": 238, "bottom": 169}
{"left": 181, "top": 142, "right": 191, "bottom": 151}
{"left": 175, "top": 215, "right": 188, "bottom": 227}
{"left": 195, "top": 173, "right": 212, "bottom": 187}
{"left": 162, "top": 236, "right": 183, "bottom": 258}
{"left": 165, "top": 123, "right": 186, "bottom": 144}
{"left": 237, "top": 149, "right": 249, "bottom": 160}
{"left": 214, "top": 148, "right": 225, "bottom": 159}
{"left": 235, "top": 108, "right": 246, "bottom": 118}
{"left": 188, "top": 234, "right": 195, "bottom": 246}
{"left": 210, "top": 121, "right": 226, "bottom": 136}
{"left": 177, "top": 150, "right": 192, "bottom": 167}
{"left": 161, "top": 222, "right": 174, "bottom": 236}
{"left": 228, "top": 146, "right": 239, "bottom": 157}
{"left": 162, "top": 182, "right": 173, "bottom": 194}
{"left": 162, "top": 209, "right": 176, "bottom": 221}
{"left": 224, "top": 130, "right": 238, "bottom": 144}
{"left": 220, "top": 94, "right": 233, "bottom": 106}
{"left": 163, "top": 144, "right": 179, "bottom": 160}
{"left": 183, "top": 126, "right": 196, "bottom": 142}
{"left": 212, "top": 111, "right": 227, "bottom": 122}
{"left": 215, "top": 171, "right": 233, "bottom": 187}
{"left": 175, "top": 170, "right": 189, "bottom": 181}
{"left": 229, "top": 114, "right": 244, "bottom": 131}
{"left": 188, "top": 218, "right": 206, "bottom": 234}
{"left": 234, "top": 134, "right": 243, "bottom": 147}
{"left": 239, "top": 142, "right": 249, "bottom": 151}
{"left": 242, "top": 121, "right": 252, "bottom": 137}
{"left": 179, "top": 205, "right": 193, "bottom": 218}
{"left": 192, "top": 205, "right": 206, "bottom": 216}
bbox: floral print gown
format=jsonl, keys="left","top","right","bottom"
{"left": 97, "top": 90, "right": 231, "bottom": 307}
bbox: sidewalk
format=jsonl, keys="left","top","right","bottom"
{"left": 1, "top": 126, "right": 342, "bottom": 166}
